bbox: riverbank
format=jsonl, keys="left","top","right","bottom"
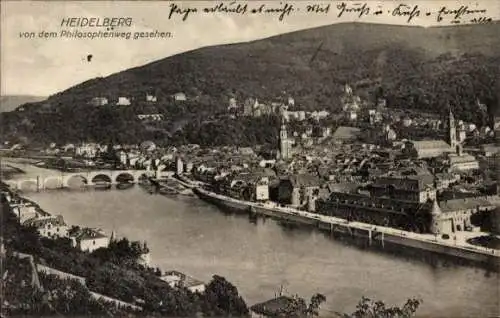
{"left": 4, "top": 164, "right": 500, "bottom": 316}
{"left": 193, "top": 186, "right": 500, "bottom": 270}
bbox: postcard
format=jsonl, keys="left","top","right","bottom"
{"left": 1, "top": 1, "right": 499, "bottom": 317}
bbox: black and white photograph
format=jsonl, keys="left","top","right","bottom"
{"left": 1, "top": 0, "right": 499, "bottom": 317}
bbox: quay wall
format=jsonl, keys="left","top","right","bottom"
{"left": 193, "top": 187, "right": 500, "bottom": 267}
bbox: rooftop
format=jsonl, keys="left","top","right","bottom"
{"left": 332, "top": 126, "right": 362, "bottom": 140}
{"left": 410, "top": 140, "right": 451, "bottom": 150}
{"left": 439, "top": 198, "right": 496, "bottom": 213}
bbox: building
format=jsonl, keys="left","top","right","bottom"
{"left": 255, "top": 177, "right": 270, "bottom": 201}
{"left": 368, "top": 175, "right": 436, "bottom": 204}
{"left": 137, "top": 114, "right": 164, "bottom": 121}
{"left": 89, "top": 97, "right": 108, "bottom": 106}
{"left": 24, "top": 215, "right": 69, "bottom": 239}
{"left": 404, "top": 140, "right": 453, "bottom": 159}
{"left": 243, "top": 98, "right": 257, "bottom": 116}
{"left": 173, "top": 92, "right": 187, "bottom": 101}
{"left": 11, "top": 204, "right": 40, "bottom": 224}
{"left": 278, "top": 174, "right": 321, "bottom": 207}
{"left": 316, "top": 192, "right": 434, "bottom": 233}
{"left": 447, "top": 152, "right": 479, "bottom": 171}
{"left": 221, "top": 173, "right": 270, "bottom": 201}
{"left": 160, "top": 271, "right": 205, "bottom": 293}
{"left": 404, "top": 110, "right": 466, "bottom": 159}
{"left": 431, "top": 197, "right": 496, "bottom": 234}
{"left": 116, "top": 96, "right": 131, "bottom": 106}
{"left": 146, "top": 94, "right": 157, "bottom": 102}
{"left": 279, "top": 117, "right": 292, "bottom": 160}
{"left": 70, "top": 228, "right": 110, "bottom": 252}
{"left": 332, "top": 126, "right": 362, "bottom": 145}
{"left": 75, "top": 143, "right": 98, "bottom": 158}
{"left": 228, "top": 97, "right": 237, "bottom": 110}
{"left": 176, "top": 156, "right": 184, "bottom": 175}
{"left": 435, "top": 173, "right": 460, "bottom": 190}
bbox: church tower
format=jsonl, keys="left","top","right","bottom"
{"left": 448, "top": 108, "right": 457, "bottom": 149}
{"left": 279, "top": 116, "right": 289, "bottom": 160}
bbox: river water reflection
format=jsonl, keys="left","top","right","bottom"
{"left": 6, "top": 161, "right": 500, "bottom": 317}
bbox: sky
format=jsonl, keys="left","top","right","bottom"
{"left": 1, "top": 0, "right": 499, "bottom": 96}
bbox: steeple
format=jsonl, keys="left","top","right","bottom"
{"left": 279, "top": 115, "right": 289, "bottom": 160}
{"left": 448, "top": 106, "right": 457, "bottom": 149}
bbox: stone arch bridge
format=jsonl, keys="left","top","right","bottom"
{"left": 5, "top": 170, "right": 151, "bottom": 192}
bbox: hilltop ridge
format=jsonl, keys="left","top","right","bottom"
{"left": 2, "top": 22, "right": 499, "bottom": 145}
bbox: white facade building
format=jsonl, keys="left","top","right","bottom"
{"left": 116, "top": 97, "right": 131, "bottom": 106}
{"left": 71, "top": 228, "right": 110, "bottom": 252}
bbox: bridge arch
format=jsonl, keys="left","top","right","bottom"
{"left": 18, "top": 179, "right": 39, "bottom": 192}
{"left": 44, "top": 176, "right": 64, "bottom": 189}
{"left": 115, "top": 172, "right": 135, "bottom": 184}
{"left": 90, "top": 173, "right": 113, "bottom": 185}
{"left": 64, "top": 174, "right": 88, "bottom": 188}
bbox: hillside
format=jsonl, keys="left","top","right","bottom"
{"left": 0, "top": 95, "right": 46, "bottom": 112}
{"left": 2, "top": 22, "right": 500, "bottom": 146}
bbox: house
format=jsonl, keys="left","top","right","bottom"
{"left": 480, "top": 144, "right": 500, "bottom": 157}
{"left": 89, "top": 97, "right": 108, "bottom": 106}
{"left": 369, "top": 174, "right": 436, "bottom": 203}
{"left": 12, "top": 204, "right": 40, "bottom": 224}
{"left": 228, "top": 97, "right": 237, "bottom": 110}
{"left": 160, "top": 271, "right": 205, "bottom": 293}
{"left": 116, "top": 97, "right": 131, "bottom": 106}
{"left": 146, "top": 94, "right": 157, "bottom": 102}
{"left": 434, "top": 197, "right": 496, "bottom": 234}
{"left": 75, "top": 143, "right": 98, "bottom": 159}
{"left": 447, "top": 152, "right": 479, "bottom": 172}
{"left": 23, "top": 215, "right": 69, "bottom": 239}
{"left": 222, "top": 173, "right": 270, "bottom": 201}
{"left": 173, "top": 92, "right": 187, "bottom": 101}
{"left": 70, "top": 228, "right": 110, "bottom": 252}
{"left": 278, "top": 174, "right": 321, "bottom": 207}
{"left": 435, "top": 173, "right": 460, "bottom": 190}
{"left": 137, "top": 114, "right": 164, "bottom": 121}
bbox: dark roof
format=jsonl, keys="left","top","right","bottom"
{"left": 250, "top": 296, "right": 307, "bottom": 317}
{"left": 371, "top": 175, "right": 435, "bottom": 192}
{"left": 325, "top": 192, "right": 425, "bottom": 215}
{"left": 72, "top": 228, "right": 108, "bottom": 241}
{"left": 439, "top": 198, "right": 496, "bottom": 213}
{"left": 284, "top": 174, "right": 321, "bottom": 188}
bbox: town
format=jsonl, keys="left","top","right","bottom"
{"left": 3, "top": 83, "right": 500, "bottom": 256}
{"left": 3, "top": 86, "right": 500, "bottom": 317}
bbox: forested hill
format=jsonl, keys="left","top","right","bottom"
{"left": 2, "top": 22, "right": 500, "bottom": 146}
{"left": 0, "top": 95, "right": 47, "bottom": 112}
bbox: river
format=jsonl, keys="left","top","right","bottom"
{"left": 4, "top": 160, "right": 500, "bottom": 317}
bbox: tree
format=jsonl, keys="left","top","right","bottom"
{"left": 308, "top": 293, "right": 327, "bottom": 316}
{"left": 203, "top": 275, "right": 249, "bottom": 316}
{"left": 347, "top": 296, "right": 422, "bottom": 318}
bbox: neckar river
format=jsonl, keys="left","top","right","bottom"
{"left": 6, "top": 162, "right": 500, "bottom": 317}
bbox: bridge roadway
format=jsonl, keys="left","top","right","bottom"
{"left": 4, "top": 169, "right": 151, "bottom": 191}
